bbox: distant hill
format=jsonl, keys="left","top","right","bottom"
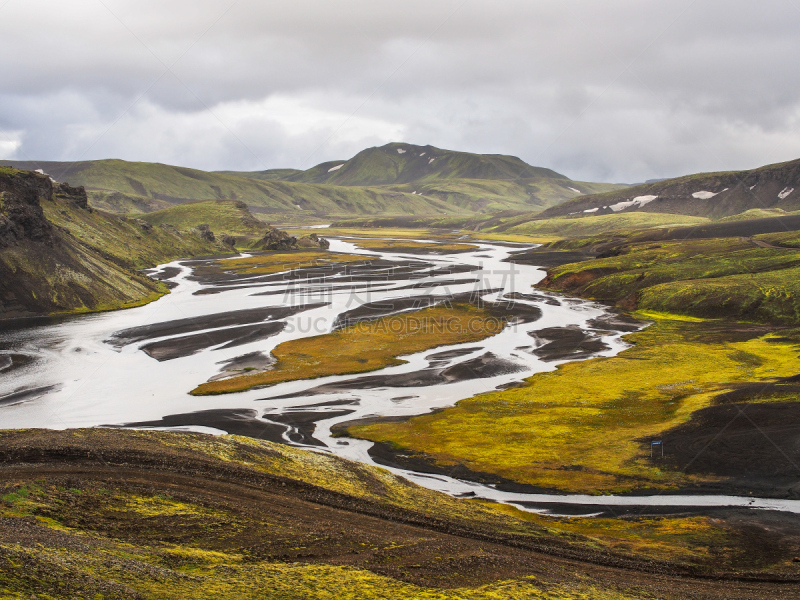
{"left": 1, "top": 146, "right": 626, "bottom": 219}
{"left": 257, "top": 143, "right": 565, "bottom": 186}
{"left": 537, "top": 158, "right": 800, "bottom": 220}
{"left": 0, "top": 159, "right": 463, "bottom": 218}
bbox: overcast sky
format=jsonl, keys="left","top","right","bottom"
{"left": 1, "top": 1, "right": 799, "bottom": 182}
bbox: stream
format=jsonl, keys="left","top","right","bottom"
{"left": 2, "top": 238, "right": 799, "bottom": 517}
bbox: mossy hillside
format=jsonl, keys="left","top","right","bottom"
{"left": 0, "top": 158, "right": 475, "bottom": 217}
{"left": 756, "top": 230, "right": 800, "bottom": 248}
{"left": 0, "top": 169, "right": 230, "bottom": 317}
{"left": 384, "top": 178, "right": 625, "bottom": 215}
{"left": 41, "top": 192, "right": 233, "bottom": 270}
{"left": 137, "top": 200, "right": 268, "bottom": 238}
{"left": 543, "top": 237, "right": 800, "bottom": 324}
{"left": 717, "top": 208, "right": 800, "bottom": 222}
{"left": 485, "top": 502, "right": 736, "bottom": 567}
{"left": 637, "top": 266, "right": 800, "bottom": 323}
{"left": 214, "top": 250, "right": 368, "bottom": 275}
{"left": 348, "top": 318, "right": 800, "bottom": 494}
{"left": 537, "top": 156, "right": 800, "bottom": 219}
{"left": 280, "top": 142, "right": 568, "bottom": 186}
{"left": 192, "top": 303, "right": 507, "bottom": 395}
{"left": 502, "top": 212, "right": 710, "bottom": 238}
{"left": 1, "top": 430, "right": 784, "bottom": 598}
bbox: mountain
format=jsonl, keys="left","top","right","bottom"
{"left": 0, "top": 144, "right": 625, "bottom": 219}
{"left": 0, "top": 159, "right": 478, "bottom": 217}
{"left": 0, "top": 167, "right": 233, "bottom": 319}
{"left": 537, "top": 157, "right": 800, "bottom": 220}
{"left": 264, "top": 142, "right": 564, "bottom": 186}
{"left": 224, "top": 142, "right": 626, "bottom": 214}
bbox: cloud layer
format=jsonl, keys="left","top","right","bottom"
{"left": 1, "top": 0, "right": 799, "bottom": 182}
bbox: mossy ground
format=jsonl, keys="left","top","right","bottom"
{"left": 193, "top": 303, "right": 506, "bottom": 394}
{"left": 218, "top": 250, "right": 367, "bottom": 275}
{"left": 137, "top": 199, "right": 268, "bottom": 238}
{"left": 543, "top": 237, "right": 800, "bottom": 324}
{"left": 348, "top": 316, "right": 800, "bottom": 494}
{"left": 503, "top": 213, "right": 710, "bottom": 238}
{"left": 1, "top": 430, "right": 793, "bottom": 599}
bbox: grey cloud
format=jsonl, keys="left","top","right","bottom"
{"left": 1, "top": 0, "right": 800, "bottom": 182}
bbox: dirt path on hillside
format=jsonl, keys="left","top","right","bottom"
{"left": 2, "top": 433, "right": 799, "bottom": 598}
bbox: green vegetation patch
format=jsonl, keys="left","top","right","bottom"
{"left": 504, "top": 212, "right": 710, "bottom": 238}
{"left": 543, "top": 237, "right": 800, "bottom": 324}
{"left": 192, "top": 303, "right": 506, "bottom": 395}
{"left": 138, "top": 199, "right": 267, "bottom": 237}
{"left": 217, "top": 250, "right": 367, "bottom": 275}
{"left": 347, "top": 317, "right": 800, "bottom": 494}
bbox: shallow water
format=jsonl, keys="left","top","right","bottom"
{"left": 2, "top": 239, "right": 799, "bottom": 516}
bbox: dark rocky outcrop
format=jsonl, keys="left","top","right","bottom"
{"left": 53, "top": 182, "right": 89, "bottom": 210}
{"left": 252, "top": 227, "right": 330, "bottom": 251}
{"left": 191, "top": 223, "right": 216, "bottom": 242}
{"left": 0, "top": 168, "right": 231, "bottom": 319}
{"left": 297, "top": 232, "right": 330, "bottom": 249}
{"left": 221, "top": 234, "right": 237, "bottom": 247}
{"left": 0, "top": 169, "right": 56, "bottom": 248}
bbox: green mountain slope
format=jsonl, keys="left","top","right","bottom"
{"left": 0, "top": 159, "right": 473, "bottom": 218}
{"left": 537, "top": 157, "right": 800, "bottom": 220}
{"left": 276, "top": 142, "right": 564, "bottom": 186}
{"left": 1, "top": 146, "right": 626, "bottom": 219}
{"left": 0, "top": 168, "right": 232, "bottom": 319}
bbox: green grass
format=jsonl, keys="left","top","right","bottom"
{"left": 348, "top": 317, "right": 800, "bottom": 494}
{"left": 503, "top": 212, "right": 710, "bottom": 238}
{"left": 717, "top": 208, "right": 800, "bottom": 222}
{"left": 2, "top": 151, "right": 627, "bottom": 219}
{"left": 0, "top": 430, "right": 776, "bottom": 597}
{"left": 138, "top": 200, "right": 267, "bottom": 237}
{"left": 543, "top": 237, "right": 800, "bottom": 324}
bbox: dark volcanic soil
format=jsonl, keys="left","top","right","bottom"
{"left": 121, "top": 408, "right": 288, "bottom": 442}
{"left": 141, "top": 321, "right": 286, "bottom": 361}
{"left": 108, "top": 305, "right": 324, "bottom": 347}
{"left": 267, "top": 352, "right": 526, "bottom": 397}
{"left": 529, "top": 325, "right": 611, "bottom": 361}
{"left": 1, "top": 429, "right": 799, "bottom": 598}
{"left": 652, "top": 401, "right": 800, "bottom": 499}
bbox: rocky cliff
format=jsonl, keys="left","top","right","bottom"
{"left": 0, "top": 167, "right": 232, "bottom": 319}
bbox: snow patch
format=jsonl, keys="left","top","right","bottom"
{"left": 584, "top": 208, "right": 599, "bottom": 213}
{"left": 692, "top": 191, "right": 718, "bottom": 199}
{"left": 420, "top": 152, "right": 426, "bottom": 156}
{"left": 568, "top": 187, "right": 581, "bottom": 194}
{"left": 397, "top": 148, "right": 406, "bottom": 154}
{"left": 35, "top": 168, "right": 44, "bottom": 174}
{"left": 327, "top": 164, "right": 344, "bottom": 172}
{"left": 779, "top": 187, "right": 795, "bottom": 200}
{"left": 609, "top": 195, "right": 658, "bottom": 212}
{"left": 428, "top": 158, "right": 435, "bottom": 164}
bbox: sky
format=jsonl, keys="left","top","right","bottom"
{"left": 1, "top": 0, "right": 800, "bottom": 183}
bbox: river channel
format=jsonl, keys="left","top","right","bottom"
{"left": 2, "top": 238, "right": 799, "bottom": 517}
